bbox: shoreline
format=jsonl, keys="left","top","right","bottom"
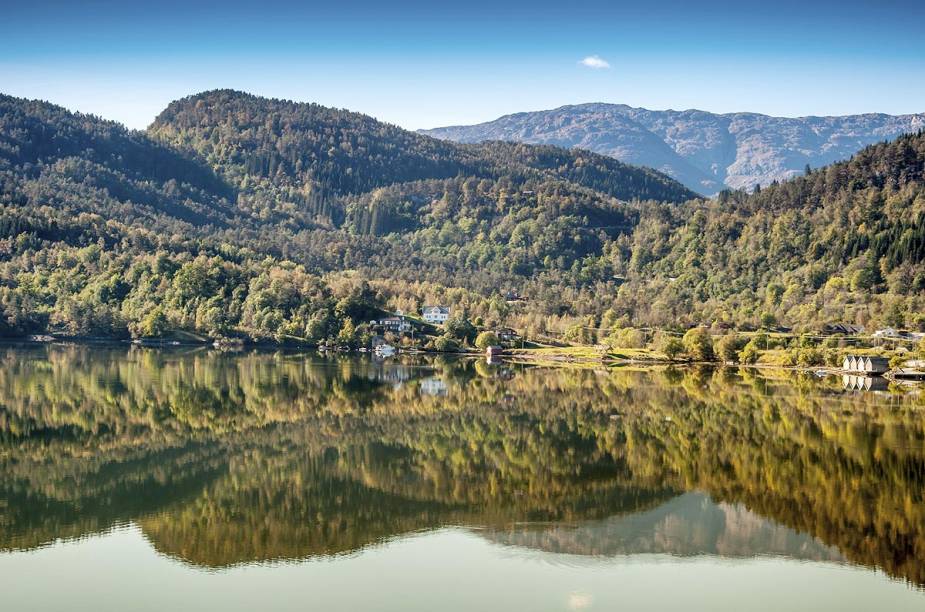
{"left": 5, "top": 336, "right": 920, "bottom": 384}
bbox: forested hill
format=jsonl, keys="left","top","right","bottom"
{"left": 611, "top": 131, "right": 925, "bottom": 327}
{"left": 0, "top": 93, "right": 235, "bottom": 228}
{"left": 148, "top": 90, "right": 697, "bottom": 212}
{"left": 1, "top": 90, "right": 924, "bottom": 343}
{"left": 0, "top": 91, "right": 694, "bottom": 342}
{"left": 149, "top": 89, "right": 474, "bottom": 197}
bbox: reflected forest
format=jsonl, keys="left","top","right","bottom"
{"left": 0, "top": 344, "right": 923, "bottom": 586}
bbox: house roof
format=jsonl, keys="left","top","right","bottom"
{"left": 824, "top": 323, "right": 864, "bottom": 334}
{"left": 423, "top": 306, "right": 450, "bottom": 314}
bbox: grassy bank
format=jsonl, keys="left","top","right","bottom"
{"left": 503, "top": 345, "right": 667, "bottom": 366}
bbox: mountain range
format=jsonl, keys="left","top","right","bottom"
{"left": 0, "top": 89, "right": 923, "bottom": 341}
{"left": 422, "top": 104, "right": 925, "bottom": 194}
{"left": 0, "top": 90, "right": 695, "bottom": 341}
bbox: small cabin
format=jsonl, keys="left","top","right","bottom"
{"left": 842, "top": 354, "right": 889, "bottom": 375}
{"left": 864, "top": 356, "right": 891, "bottom": 374}
{"left": 485, "top": 345, "right": 504, "bottom": 357}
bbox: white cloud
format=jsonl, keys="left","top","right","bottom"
{"left": 579, "top": 55, "right": 610, "bottom": 69}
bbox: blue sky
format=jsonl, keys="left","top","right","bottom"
{"left": 2, "top": 0, "right": 923, "bottom": 129}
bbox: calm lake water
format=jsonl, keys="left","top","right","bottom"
{"left": 1, "top": 344, "right": 923, "bottom": 611}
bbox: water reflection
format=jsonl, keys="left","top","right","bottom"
{"left": 842, "top": 374, "right": 890, "bottom": 391}
{"left": 485, "top": 492, "right": 845, "bottom": 561}
{"left": 0, "top": 344, "right": 923, "bottom": 587}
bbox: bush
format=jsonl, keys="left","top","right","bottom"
{"left": 608, "top": 327, "right": 646, "bottom": 349}
{"left": 715, "top": 334, "right": 747, "bottom": 363}
{"left": 739, "top": 341, "right": 761, "bottom": 365}
{"left": 565, "top": 318, "right": 596, "bottom": 344}
{"left": 784, "top": 347, "right": 825, "bottom": 367}
{"left": 336, "top": 318, "right": 356, "bottom": 346}
{"left": 432, "top": 334, "right": 459, "bottom": 352}
{"left": 798, "top": 334, "right": 818, "bottom": 348}
{"left": 682, "top": 328, "right": 715, "bottom": 361}
{"left": 912, "top": 314, "right": 925, "bottom": 333}
{"left": 475, "top": 331, "right": 500, "bottom": 350}
{"left": 822, "top": 335, "right": 842, "bottom": 349}
{"left": 795, "top": 348, "right": 824, "bottom": 367}
{"left": 137, "top": 308, "right": 169, "bottom": 338}
{"left": 652, "top": 331, "right": 685, "bottom": 360}
{"left": 444, "top": 315, "right": 477, "bottom": 343}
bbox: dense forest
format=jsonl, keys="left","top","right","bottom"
{"left": 1, "top": 90, "right": 924, "bottom": 342}
{"left": 611, "top": 132, "right": 925, "bottom": 328}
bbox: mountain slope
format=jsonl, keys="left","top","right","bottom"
{"left": 0, "top": 92, "right": 693, "bottom": 341}
{"left": 148, "top": 90, "right": 696, "bottom": 219}
{"left": 423, "top": 103, "right": 925, "bottom": 194}
{"left": 0, "top": 93, "right": 236, "bottom": 229}
{"left": 609, "top": 131, "right": 925, "bottom": 327}
{"left": 2, "top": 91, "right": 924, "bottom": 342}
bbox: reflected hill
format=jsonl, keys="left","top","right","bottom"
{"left": 0, "top": 345, "right": 923, "bottom": 584}
{"left": 483, "top": 491, "right": 845, "bottom": 561}
{"left": 136, "top": 444, "right": 675, "bottom": 567}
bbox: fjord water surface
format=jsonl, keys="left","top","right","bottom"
{"left": 1, "top": 344, "right": 923, "bottom": 611}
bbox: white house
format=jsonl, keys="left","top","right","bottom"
{"left": 872, "top": 327, "right": 900, "bottom": 339}
{"left": 873, "top": 328, "right": 925, "bottom": 341}
{"left": 422, "top": 306, "right": 450, "bottom": 325}
{"left": 371, "top": 316, "right": 412, "bottom": 333}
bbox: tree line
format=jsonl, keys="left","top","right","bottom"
{"left": 1, "top": 91, "right": 924, "bottom": 342}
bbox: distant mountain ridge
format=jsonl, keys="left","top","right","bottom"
{"left": 422, "top": 104, "right": 925, "bottom": 194}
